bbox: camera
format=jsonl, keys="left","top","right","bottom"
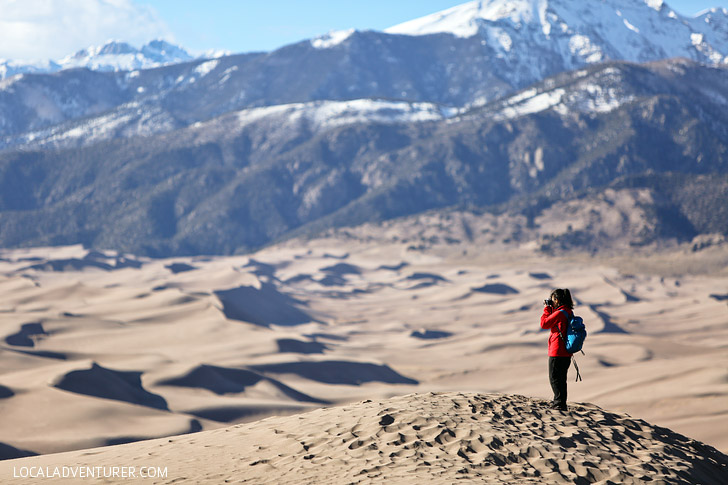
{"left": 544, "top": 299, "right": 554, "bottom": 307}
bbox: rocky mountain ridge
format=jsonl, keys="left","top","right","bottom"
{"left": 0, "top": 58, "right": 726, "bottom": 256}
{"left": 0, "top": 1, "right": 726, "bottom": 256}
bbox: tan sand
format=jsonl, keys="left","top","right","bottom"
{"left": 0, "top": 392, "right": 726, "bottom": 484}
{"left": 0, "top": 237, "right": 727, "bottom": 481}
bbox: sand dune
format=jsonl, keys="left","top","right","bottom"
{"left": 0, "top": 384, "right": 13, "bottom": 399}
{"left": 249, "top": 360, "right": 419, "bottom": 386}
{"left": 19, "top": 251, "right": 143, "bottom": 273}
{"left": 275, "top": 338, "right": 329, "bottom": 354}
{"left": 214, "top": 283, "right": 316, "bottom": 326}
{"left": 1, "top": 392, "right": 726, "bottom": 484}
{"left": 4, "top": 322, "right": 48, "bottom": 347}
{"left": 0, "top": 239, "right": 727, "bottom": 471}
{"left": 156, "top": 364, "right": 326, "bottom": 404}
{"left": 410, "top": 329, "right": 453, "bottom": 340}
{"left": 164, "top": 263, "right": 198, "bottom": 274}
{"left": 472, "top": 282, "right": 520, "bottom": 295}
{"left": 52, "top": 363, "right": 168, "bottom": 410}
{"left": 0, "top": 443, "right": 35, "bottom": 461}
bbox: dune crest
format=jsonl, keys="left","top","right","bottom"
{"left": 1, "top": 392, "right": 726, "bottom": 484}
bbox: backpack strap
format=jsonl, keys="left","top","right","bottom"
{"left": 556, "top": 309, "right": 570, "bottom": 346}
{"left": 572, "top": 357, "right": 582, "bottom": 382}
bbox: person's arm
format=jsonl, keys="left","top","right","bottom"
{"left": 540, "top": 306, "right": 559, "bottom": 330}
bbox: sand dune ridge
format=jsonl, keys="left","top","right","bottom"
{"left": 1, "top": 392, "right": 726, "bottom": 484}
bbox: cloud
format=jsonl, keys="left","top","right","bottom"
{"left": 0, "top": 0, "right": 174, "bottom": 61}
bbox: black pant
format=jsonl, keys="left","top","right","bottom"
{"left": 549, "top": 356, "right": 571, "bottom": 407}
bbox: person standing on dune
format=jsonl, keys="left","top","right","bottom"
{"left": 540, "top": 288, "right": 574, "bottom": 411}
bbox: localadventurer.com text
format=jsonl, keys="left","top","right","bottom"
{"left": 12, "top": 466, "right": 168, "bottom": 479}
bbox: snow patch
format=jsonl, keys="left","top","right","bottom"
{"left": 494, "top": 88, "right": 566, "bottom": 120}
{"left": 219, "top": 66, "right": 239, "bottom": 84}
{"left": 494, "top": 29, "right": 513, "bottom": 52}
{"left": 568, "top": 35, "right": 605, "bottom": 63}
{"left": 232, "top": 99, "right": 455, "bottom": 132}
{"left": 6, "top": 103, "right": 179, "bottom": 151}
{"left": 539, "top": 0, "right": 552, "bottom": 37}
{"left": 645, "top": 0, "right": 664, "bottom": 11}
{"left": 311, "top": 29, "right": 354, "bottom": 49}
{"left": 578, "top": 84, "right": 632, "bottom": 113}
{"left": 623, "top": 19, "right": 640, "bottom": 33}
{"left": 507, "top": 88, "right": 539, "bottom": 104}
{"left": 0, "top": 73, "right": 23, "bottom": 91}
{"left": 200, "top": 49, "right": 231, "bottom": 59}
{"left": 528, "top": 147, "right": 545, "bottom": 178}
{"left": 194, "top": 60, "right": 219, "bottom": 77}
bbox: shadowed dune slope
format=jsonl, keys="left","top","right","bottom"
{"left": 276, "top": 338, "right": 329, "bottom": 354}
{"left": 2, "top": 392, "right": 726, "bottom": 484}
{"left": 250, "top": 360, "right": 419, "bottom": 385}
{"left": 472, "top": 283, "right": 519, "bottom": 295}
{"left": 214, "top": 284, "right": 315, "bottom": 327}
{"left": 4, "top": 322, "right": 48, "bottom": 347}
{"left": 52, "top": 363, "right": 168, "bottom": 410}
{"left": 157, "top": 364, "right": 328, "bottom": 403}
{"left": 0, "top": 385, "right": 13, "bottom": 399}
{"left": 0, "top": 443, "right": 36, "bottom": 461}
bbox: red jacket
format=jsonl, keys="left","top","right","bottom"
{"left": 540, "top": 305, "right": 573, "bottom": 357}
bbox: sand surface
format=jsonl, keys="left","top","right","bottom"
{"left": 1, "top": 392, "right": 726, "bottom": 484}
{"left": 0, "top": 238, "right": 727, "bottom": 481}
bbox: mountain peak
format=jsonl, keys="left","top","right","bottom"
{"left": 385, "top": 0, "right": 683, "bottom": 37}
{"left": 68, "top": 41, "right": 136, "bottom": 60}
{"left": 385, "top": 0, "right": 545, "bottom": 38}
{"left": 58, "top": 39, "right": 192, "bottom": 72}
{"left": 141, "top": 39, "right": 193, "bottom": 63}
{"left": 385, "top": 0, "right": 728, "bottom": 67}
{"left": 0, "top": 39, "right": 199, "bottom": 79}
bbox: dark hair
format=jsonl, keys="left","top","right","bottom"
{"left": 550, "top": 288, "right": 574, "bottom": 309}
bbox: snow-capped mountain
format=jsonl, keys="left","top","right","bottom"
{"left": 0, "top": 59, "right": 61, "bottom": 80}
{"left": 60, "top": 39, "right": 193, "bottom": 71}
{"left": 386, "top": 0, "right": 728, "bottom": 68}
{"left": 4, "top": 0, "right": 727, "bottom": 86}
{"left": 4, "top": 0, "right": 728, "bottom": 141}
{"left": 3, "top": 0, "right": 728, "bottom": 146}
{"left": 1, "top": 0, "right": 728, "bottom": 256}
{"left": 0, "top": 40, "right": 195, "bottom": 79}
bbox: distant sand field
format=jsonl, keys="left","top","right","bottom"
{"left": 0, "top": 239, "right": 727, "bottom": 481}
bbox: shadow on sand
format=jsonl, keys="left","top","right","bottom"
{"left": 250, "top": 360, "right": 419, "bottom": 386}
{"left": 53, "top": 363, "right": 168, "bottom": 410}
{"left": 157, "top": 364, "right": 328, "bottom": 403}
{"left": 215, "top": 283, "right": 316, "bottom": 327}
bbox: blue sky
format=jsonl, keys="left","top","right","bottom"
{"left": 1, "top": 0, "right": 727, "bottom": 60}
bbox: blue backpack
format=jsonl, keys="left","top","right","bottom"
{"left": 558, "top": 309, "right": 587, "bottom": 354}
